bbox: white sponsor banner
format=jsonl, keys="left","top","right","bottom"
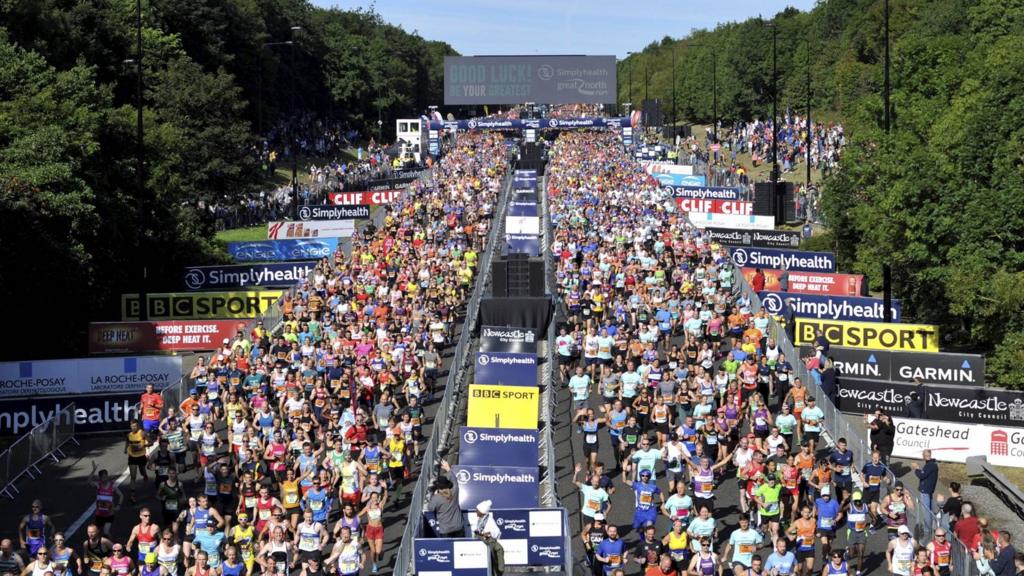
{"left": 891, "top": 417, "right": 1024, "bottom": 468}
{"left": 0, "top": 356, "right": 183, "bottom": 399}
{"left": 505, "top": 216, "right": 540, "bottom": 235}
{"left": 688, "top": 212, "right": 776, "bottom": 230}
{"left": 641, "top": 161, "right": 693, "bottom": 176}
{"left": 267, "top": 220, "right": 356, "bottom": 239}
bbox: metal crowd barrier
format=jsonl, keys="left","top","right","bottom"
{"left": 393, "top": 172, "right": 511, "bottom": 576}
{"left": 538, "top": 169, "right": 559, "bottom": 508}
{"left": 730, "top": 254, "right": 978, "bottom": 574}
{"left": 0, "top": 403, "right": 78, "bottom": 499}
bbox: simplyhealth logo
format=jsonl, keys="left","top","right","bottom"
{"left": 456, "top": 469, "right": 537, "bottom": 485}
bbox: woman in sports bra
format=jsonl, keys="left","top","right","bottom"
{"left": 49, "top": 533, "right": 78, "bottom": 576}
{"left": 358, "top": 492, "right": 385, "bottom": 574}
{"left": 219, "top": 546, "right": 244, "bottom": 576}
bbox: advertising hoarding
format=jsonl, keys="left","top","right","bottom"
{"left": 794, "top": 319, "right": 940, "bottom": 352}
{"left": 444, "top": 55, "right": 616, "bottom": 105}
{"left": 121, "top": 291, "right": 284, "bottom": 321}
{"left": 227, "top": 239, "right": 338, "bottom": 262}
{"left": 88, "top": 320, "right": 242, "bottom": 354}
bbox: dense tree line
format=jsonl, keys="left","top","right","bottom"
{"left": 623, "top": 0, "right": 1024, "bottom": 388}
{"left": 0, "top": 0, "right": 455, "bottom": 358}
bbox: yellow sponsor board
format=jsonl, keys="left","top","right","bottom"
{"left": 467, "top": 384, "right": 539, "bottom": 429}
{"left": 122, "top": 291, "right": 284, "bottom": 321}
{"left": 794, "top": 318, "right": 940, "bottom": 353}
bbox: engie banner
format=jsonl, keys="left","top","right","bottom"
{"left": 654, "top": 173, "right": 706, "bottom": 186}
{"left": 802, "top": 346, "right": 986, "bottom": 386}
{"left": 0, "top": 356, "right": 182, "bottom": 399}
{"left": 688, "top": 213, "right": 775, "bottom": 230}
{"left": 741, "top": 268, "right": 867, "bottom": 296}
{"left": 88, "top": 320, "right": 242, "bottom": 354}
{"left": 453, "top": 465, "right": 539, "bottom": 510}
{"left": 759, "top": 291, "right": 901, "bottom": 322}
{"left": 642, "top": 162, "right": 694, "bottom": 176}
{"left": 297, "top": 205, "right": 370, "bottom": 221}
{"left": 467, "top": 385, "right": 539, "bottom": 429}
{"left": 475, "top": 352, "right": 538, "bottom": 386}
{"left": 458, "top": 427, "right": 539, "bottom": 467}
{"left": 413, "top": 539, "right": 490, "bottom": 576}
{"left": 182, "top": 262, "right": 315, "bottom": 290}
{"left": 227, "top": 239, "right": 338, "bottom": 262}
{"left": 795, "top": 319, "right": 940, "bottom": 352}
{"left": 729, "top": 247, "right": 836, "bottom": 273}
{"left": 479, "top": 326, "right": 538, "bottom": 354}
{"left": 665, "top": 185, "right": 742, "bottom": 200}
{"left": 0, "top": 393, "right": 141, "bottom": 435}
{"left": 267, "top": 221, "right": 355, "bottom": 239}
{"left": 891, "top": 417, "right": 1024, "bottom": 468}
{"left": 327, "top": 190, "right": 399, "bottom": 205}
{"left": 459, "top": 508, "right": 567, "bottom": 566}
{"left": 122, "top": 291, "right": 284, "bottom": 320}
{"left": 677, "top": 199, "right": 753, "bottom": 215}
{"left": 703, "top": 227, "right": 802, "bottom": 249}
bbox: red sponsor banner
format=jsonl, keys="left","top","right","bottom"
{"left": 676, "top": 198, "right": 753, "bottom": 215}
{"left": 327, "top": 190, "right": 399, "bottom": 205}
{"left": 88, "top": 320, "right": 244, "bottom": 354}
{"left": 741, "top": 267, "right": 865, "bottom": 296}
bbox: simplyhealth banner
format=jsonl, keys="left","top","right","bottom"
{"left": 729, "top": 247, "right": 836, "bottom": 273}
{"left": 445, "top": 56, "right": 616, "bottom": 105}
{"left": 475, "top": 352, "right": 538, "bottom": 386}
{"left": 183, "top": 262, "right": 315, "bottom": 290}
{"left": 458, "top": 427, "right": 539, "bottom": 467}
{"left": 227, "top": 238, "right": 339, "bottom": 262}
{"left": 759, "top": 291, "right": 902, "bottom": 322}
{"left": 453, "top": 465, "right": 539, "bottom": 510}
{"left": 0, "top": 356, "right": 182, "bottom": 399}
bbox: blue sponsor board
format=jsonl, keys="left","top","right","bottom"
{"left": 183, "top": 262, "right": 315, "bottom": 290}
{"left": 431, "top": 117, "right": 629, "bottom": 131}
{"left": 506, "top": 234, "right": 540, "bottom": 257}
{"left": 475, "top": 352, "right": 538, "bottom": 386}
{"left": 729, "top": 247, "right": 836, "bottom": 273}
{"left": 226, "top": 239, "right": 339, "bottom": 262}
{"left": 453, "top": 465, "right": 539, "bottom": 510}
{"left": 413, "top": 539, "right": 490, "bottom": 576}
{"left": 508, "top": 201, "right": 538, "bottom": 217}
{"left": 759, "top": 291, "right": 902, "bottom": 322}
{"left": 459, "top": 508, "right": 567, "bottom": 566}
{"left": 0, "top": 392, "right": 140, "bottom": 435}
{"left": 654, "top": 173, "right": 707, "bottom": 186}
{"left": 665, "top": 185, "right": 741, "bottom": 200}
{"left": 459, "top": 427, "right": 539, "bottom": 467}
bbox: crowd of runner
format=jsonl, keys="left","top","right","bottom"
{"left": 544, "top": 130, "right": 1019, "bottom": 576}
{"left": 2, "top": 131, "right": 508, "bottom": 576}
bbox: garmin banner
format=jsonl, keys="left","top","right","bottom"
{"left": 506, "top": 234, "right": 540, "bottom": 256}
{"left": 458, "top": 427, "right": 539, "bottom": 467}
{"left": 0, "top": 356, "right": 182, "bottom": 400}
{"left": 297, "top": 205, "right": 370, "bottom": 221}
{"left": 445, "top": 56, "right": 616, "bottom": 104}
{"left": 0, "top": 393, "right": 141, "bottom": 435}
{"left": 759, "top": 292, "right": 901, "bottom": 322}
{"left": 453, "top": 465, "right": 539, "bottom": 510}
{"left": 475, "top": 352, "right": 538, "bottom": 386}
{"left": 366, "top": 176, "right": 417, "bottom": 191}
{"left": 480, "top": 326, "right": 538, "bottom": 354}
{"left": 227, "top": 238, "right": 339, "bottom": 262}
{"left": 183, "top": 262, "right": 316, "bottom": 290}
{"left": 806, "top": 346, "right": 985, "bottom": 386}
{"left": 730, "top": 247, "right": 836, "bottom": 273}
{"left": 413, "top": 539, "right": 490, "bottom": 576}
{"left": 459, "top": 508, "right": 567, "bottom": 566}
{"left": 666, "top": 185, "right": 742, "bottom": 200}
{"left": 704, "top": 227, "right": 802, "bottom": 249}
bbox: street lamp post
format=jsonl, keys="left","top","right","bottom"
{"left": 289, "top": 25, "right": 301, "bottom": 221}
{"left": 806, "top": 41, "right": 812, "bottom": 189}
{"left": 259, "top": 38, "right": 297, "bottom": 136}
{"left": 133, "top": 0, "right": 147, "bottom": 320}
{"left": 770, "top": 22, "right": 779, "bottom": 185}
{"left": 627, "top": 51, "right": 635, "bottom": 106}
{"left": 882, "top": 0, "right": 893, "bottom": 322}
{"left": 671, "top": 45, "right": 677, "bottom": 130}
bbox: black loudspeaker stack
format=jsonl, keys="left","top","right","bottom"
{"left": 753, "top": 181, "right": 796, "bottom": 225}
{"left": 491, "top": 256, "right": 544, "bottom": 297}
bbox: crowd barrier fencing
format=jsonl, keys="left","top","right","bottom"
{"left": 730, "top": 245, "right": 978, "bottom": 575}
{"left": 0, "top": 403, "right": 78, "bottom": 499}
{"left": 393, "top": 172, "right": 512, "bottom": 576}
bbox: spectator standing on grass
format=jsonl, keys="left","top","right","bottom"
{"left": 954, "top": 503, "right": 980, "bottom": 547}
{"left": 912, "top": 449, "right": 939, "bottom": 531}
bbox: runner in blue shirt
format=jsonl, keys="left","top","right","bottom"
{"left": 814, "top": 485, "right": 842, "bottom": 565}
{"left": 594, "top": 526, "right": 627, "bottom": 575}
{"left": 763, "top": 538, "right": 797, "bottom": 575}
{"left": 623, "top": 469, "right": 662, "bottom": 530}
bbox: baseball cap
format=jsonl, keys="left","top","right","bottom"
{"left": 852, "top": 490, "right": 863, "bottom": 500}
{"left": 820, "top": 485, "right": 831, "bottom": 496}
{"left": 898, "top": 525, "right": 911, "bottom": 535}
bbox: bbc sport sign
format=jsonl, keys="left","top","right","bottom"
{"left": 227, "top": 239, "right": 339, "bottom": 262}
{"left": 459, "top": 427, "right": 539, "bottom": 467}
{"left": 122, "top": 291, "right": 284, "bottom": 321}
{"left": 730, "top": 247, "right": 836, "bottom": 273}
{"left": 795, "top": 318, "right": 940, "bottom": 352}
{"left": 475, "top": 352, "right": 538, "bottom": 386}
{"left": 0, "top": 356, "right": 182, "bottom": 399}
{"left": 759, "top": 291, "right": 901, "bottom": 322}
{"left": 467, "top": 384, "right": 538, "bottom": 429}
{"left": 452, "top": 465, "right": 539, "bottom": 510}
{"left": 182, "top": 262, "right": 315, "bottom": 290}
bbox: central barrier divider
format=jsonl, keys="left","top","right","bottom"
{"left": 393, "top": 172, "right": 513, "bottom": 576}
